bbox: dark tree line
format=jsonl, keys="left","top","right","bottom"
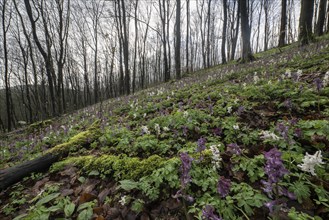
{"left": 1, "top": 0, "right": 329, "bottom": 131}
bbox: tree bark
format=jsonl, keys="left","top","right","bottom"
{"left": 315, "top": 0, "right": 327, "bottom": 36}
{"left": 239, "top": 0, "right": 254, "bottom": 62}
{"left": 185, "top": 0, "right": 190, "bottom": 73}
{"left": 175, "top": 0, "right": 181, "bottom": 79}
{"left": 221, "top": 0, "right": 228, "bottom": 64}
{"left": 24, "top": 0, "right": 57, "bottom": 116}
{"left": 279, "top": 0, "right": 287, "bottom": 47}
{"left": 0, "top": 154, "right": 60, "bottom": 191}
{"left": 299, "top": 0, "right": 315, "bottom": 45}
{"left": 2, "top": 0, "right": 13, "bottom": 131}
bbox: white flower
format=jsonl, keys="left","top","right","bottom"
{"left": 296, "top": 69, "right": 303, "bottom": 81}
{"left": 154, "top": 123, "right": 161, "bottom": 135}
{"left": 227, "top": 106, "right": 233, "bottom": 114}
{"left": 233, "top": 124, "right": 239, "bottom": 130}
{"left": 298, "top": 151, "right": 325, "bottom": 176}
{"left": 141, "top": 126, "right": 150, "bottom": 135}
{"left": 323, "top": 71, "right": 329, "bottom": 87}
{"left": 259, "top": 130, "right": 280, "bottom": 141}
{"left": 183, "top": 111, "right": 189, "bottom": 118}
{"left": 143, "top": 113, "right": 147, "bottom": 118}
{"left": 210, "top": 144, "right": 222, "bottom": 170}
{"left": 163, "top": 126, "right": 170, "bottom": 132}
{"left": 253, "top": 72, "right": 259, "bottom": 84}
{"left": 285, "top": 69, "right": 292, "bottom": 78}
{"left": 133, "top": 113, "right": 137, "bottom": 119}
{"left": 119, "top": 195, "right": 128, "bottom": 206}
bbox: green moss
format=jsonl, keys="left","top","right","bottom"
{"left": 51, "top": 154, "right": 167, "bottom": 181}
{"left": 46, "top": 120, "right": 101, "bottom": 155}
{"left": 27, "top": 119, "right": 52, "bottom": 132}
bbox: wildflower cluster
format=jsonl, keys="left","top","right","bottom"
{"left": 298, "top": 150, "right": 324, "bottom": 176}
{"left": 261, "top": 148, "right": 288, "bottom": 195}
{"left": 179, "top": 152, "right": 193, "bottom": 187}
{"left": 197, "top": 137, "right": 207, "bottom": 153}
{"left": 141, "top": 126, "right": 150, "bottom": 135}
{"left": 323, "top": 71, "right": 329, "bottom": 87}
{"left": 202, "top": 205, "right": 222, "bottom": 220}
{"left": 276, "top": 123, "right": 290, "bottom": 141}
{"left": 227, "top": 143, "right": 241, "bottom": 155}
{"left": 209, "top": 144, "right": 222, "bottom": 170}
{"left": 154, "top": 123, "right": 161, "bottom": 135}
{"left": 217, "top": 176, "right": 231, "bottom": 198}
{"left": 259, "top": 130, "right": 280, "bottom": 141}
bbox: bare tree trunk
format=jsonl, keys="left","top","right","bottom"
{"left": 24, "top": 0, "right": 57, "bottom": 116}
{"left": 159, "top": 0, "right": 170, "bottom": 82}
{"left": 279, "top": 0, "right": 287, "bottom": 47}
{"left": 2, "top": 0, "right": 13, "bottom": 131}
{"left": 186, "top": 0, "right": 190, "bottom": 73}
{"left": 222, "top": 0, "right": 228, "bottom": 64}
{"left": 206, "top": 0, "right": 212, "bottom": 68}
{"left": 230, "top": 0, "right": 240, "bottom": 61}
{"left": 263, "top": 0, "right": 269, "bottom": 51}
{"left": 299, "top": 0, "right": 315, "bottom": 45}
{"left": 175, "top": 0, "right": 181, "bottom": 79}
{"left": 132, "top": 0, "right": 139, "bottom": 93}
{"left": 315, "top": 0, "right": 327, "bottom": 36}
{"left": 239, "top": 0, "right": 254, "bottom": 62}
{"left": 121, "top": 0, "right": 130, "bottom": 95}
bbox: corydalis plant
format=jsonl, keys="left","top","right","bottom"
{"left": 261, "top": 148, "right": 288, "bottom": 195}
{"left": 217, "top": 176, "right": 231, "bottom": 198}
{"left": 202, "top": 205, "right": 222, "bottom": 220}
{"left": 298, "top": 150, "right": 324, "bottom": 176}
{"left": 197, "top": 137, "right": 207, "bottom": 153}
{"left": 179, "top": 152, "right": 193, "bottom": 187}
{"left": 227, "top": 143, "right": 241, "bottom": 155}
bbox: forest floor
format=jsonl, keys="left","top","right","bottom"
{"left": 1, "top": 35, "right": 329, "bottom": 220}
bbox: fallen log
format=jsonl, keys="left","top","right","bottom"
{"left": 0, "top": 121, "right": 100, "bottom": 191}
{"left": 0, "top": 153, "right": 60, "bottom": 190}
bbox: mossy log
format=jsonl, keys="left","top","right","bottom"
{"left": 0, "top": 121, "right": 100, "bottom": 191}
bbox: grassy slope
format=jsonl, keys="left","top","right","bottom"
{"left": 0, "top": 36, "right": 329, "bottom": 219}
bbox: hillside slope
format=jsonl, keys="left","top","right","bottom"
{"left": 1, "top": 37, "right": 329, "bottom": 220}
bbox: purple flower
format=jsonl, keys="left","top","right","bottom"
{"left": 283, "top": 99, "right": 292, "bottom": 109}
{"left": 279, "top": 187, "right": 296, "bottom": 200}
{"left": 213, "top": 127, "right": 222, "bottom": 136}
{"left": 314, "top": 78, "right": 323, "bottom": 92}
{"left": 294, "top": 128, "right": 303, "bottom": 138}
{"left": 217, "top": 176, "right": 231, "bottom": 198}
{"left": 179, "top": 152, "right": 193, "bottom": 187}
{"left": 237, "top": 106, "right": 245, "bottom": 115}
{"left": 197, "top": 137, "right": 207, "bottom": 153}
{"left": 276, "top": 123, "right": 289, "bottom": 141}
{"left": 227, "top": 143, "right": 241, "bottom": 155}
{"left": 182, "top": 126, "right": 188, "bottom": 136}
{"left": 202, "top": 205, "right": 222, "bottom": 220}
{"left": 264, "top": 199, "right": 287, "bottom": 214}
{"left": 264, "top": 200, "right": 278, "bottom": 214}
{"left": 262, "top": 148, "right": 288, "bottom": 195}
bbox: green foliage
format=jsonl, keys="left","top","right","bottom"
{"left": 289, "top": 181, "right": 311, "bottom": 203}
{"left": 232, "top": 154, "right": 265, "bottom": 182}
{"left": 288, "top": 207, "right": 323, "bottom": 220}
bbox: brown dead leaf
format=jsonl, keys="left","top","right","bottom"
{"left": 95, "top": 216, "right": 105, "bottom": 220}
{"left": 31, "top": 177, "right": 49, "bottom": 195}
{"left": 60, "top": 188, "right": 74, "bottom": 197}
{"left": 60, "top": 166, "right": 78, "bottom": 177}
{"left": 98, "top": 188, "right": 111, "bottom": 203}
{"left": 79, "top": 192, "right": 97, "bottom": 204}
{"left": 93, "top": 207, "right": 104, "bottom": 215}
